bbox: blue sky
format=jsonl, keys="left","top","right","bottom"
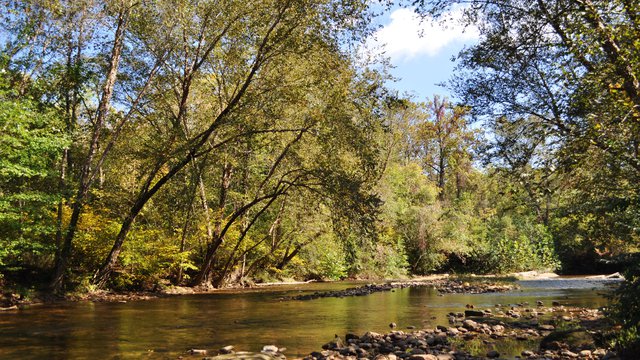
{"left": 364, "top": 7, "right": 480, "bottom": 102}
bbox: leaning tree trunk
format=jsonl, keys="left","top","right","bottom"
{"left": 92, "top": 195, "right": 147, "bottom": 288}
{"left": 49, "top": 8, "right": 129, "bottom": 292}
{"left": 89, "top": 8, "right": 286, "bottom": 288}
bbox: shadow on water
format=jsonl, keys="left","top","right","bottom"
{"left": 0, "top": 278, "right": 619, "bottom": 359}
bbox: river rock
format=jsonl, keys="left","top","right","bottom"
{"left": 190, "top": 349, "right": 208, "bottom": 355}
{"left": 408, "top": 355, "right": 437, "bottom": 360}
{"left": 289, "top": 279, "right": 516, "bottom": 301}
{"left": 462, "top": 319, "right": 479, "bottom": 331}
{"left": 362, "top": 332, "right": 382, "bottom": 342}
{"left": 219, "top": 345, "right": 234, "bottom": 354}
{"left": 464, "top": 310, "right": 484, "bottom": 317}
{"left": 540, "top": 329, "right": 595, "bottom": 351}
{"left": 374, "top": 354, "right": 397, "bottom": 360}
{"left": 322, "top": 336, "right": 344, "bottom": 350}
{"left": 262, "top": 345, "right": 279, "bottom": 353}
{"left": 208, "top": 352, "right": 283, "bottom": 360}
{"left": 338, "top": 346, "right": 357, "bottom": 356}
{"left": 486, "top": 350, "right": 500, "bottom": 358}
{"left": 345, "top": 333, "right": 359, "bottom": 341}
{"left": 593, "top": 349, "right": 607, "bottom": 356}
{"left": 561, "top": 350, "right": 579, "bottom": 358}
{"left": 435, "top": 354, "right": 454, "bottom": 360}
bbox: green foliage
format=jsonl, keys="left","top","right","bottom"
{"left": 109, "top": 228, "right": 194, "bottom": 291}
{"left": 0, "top": 68, "right": 68, "bottom": 269}
{"left": 604, "top": 260, "right": 640, "bottom": 357}
{"left": 377, "top": 162, "right": 440, "bottom": 273}
{"left": 472, "top": 214, "right": 559, "bottom": 274}
{"left": 300, "top": 234, "right": 348, "bottom": 281}
{"left": 611, "top": 326, "right": 640, "bottom": 357}
{"left": 70, "top": 207, "right": 121, "bottom": 272}
{"left": 610, "top": 263, "right": 640, "bottom": 351}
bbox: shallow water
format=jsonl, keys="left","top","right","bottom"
{"left": 0, "top": 278, "right": 620, "bottom": 359}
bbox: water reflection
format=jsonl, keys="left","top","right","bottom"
{"left": 0, "top": 278, "right": 618, "bottom": 359}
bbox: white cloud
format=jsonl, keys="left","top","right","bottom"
{"left": 366, "top": 7, "right": 480, "bottom": 62}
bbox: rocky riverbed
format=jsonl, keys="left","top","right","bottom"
{"left": 196, "top": 302, "right": 619, "bottom": 360}
{"left": 300, "top": 303, "right": 619, "bottom": 360}
{"left": 286, "top": 280, "right": 517, "bottom": 301}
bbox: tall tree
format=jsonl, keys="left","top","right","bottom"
{"left": 1, "top": 0, "right": 162, "bottom": 291}
{"left": 418, "top": 96, "right": 474, "bottom": 201}
{"left": 90, "top": 0, "right": 381, "bottom": 288}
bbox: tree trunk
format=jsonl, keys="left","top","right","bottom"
{"left": 89, "top": 7, "right": 285, "bottom": 288}
{"left": 55, "top": 149, "right": 67, "bottom": 262}
{"left": 50, "top": 7, "right": 129, "bottom": 292}
{"left": 437, "top": 147, "right": 446, "bottom": 201}
{"left": 176, "top": 177, "right": 196, "bottom": 284}
{"left": 92, "top": 196, "right": 145, "bottom": 288}
{"left": 191, "top": 163, "right": 233, "bottom": 286}
{"left": 197, "top": 172, "right": 215, "bottom": 260}
{"left": 276, "top": 246, "right": 301, "bottom": 270}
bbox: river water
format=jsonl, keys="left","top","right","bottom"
{"left": 0, "top": 278, "right": 620, "bottom": 359}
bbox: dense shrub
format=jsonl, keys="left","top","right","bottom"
{"left": 610, "top": 262, "right": 640, "bottom": 358}
{"left": 468, "top": 214, "right": 559, "bottom": 274}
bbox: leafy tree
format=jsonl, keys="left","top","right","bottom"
{"left": 414, "top": 0, "right": 640, "bottom": 267}
{"left": 417, "top": 96, "right": 475, "bottom": 201}
{"left": 0, "top": 65, "right": 69, "bottom": 272}
{"left": 89, "top": 0, "right": 384, "bottom": 288}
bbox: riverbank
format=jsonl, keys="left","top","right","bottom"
{"left": 0, "top": 280, "right": 512, "bottom": 310}
{"left": 0, "top": 272, "right": 622, "bottom": 310}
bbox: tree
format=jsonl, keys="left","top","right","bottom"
{"left": 414, "top": 0, "right": 640, "bottom": 253}
{"left": 0, "top": 0, "right": 164, "bottom": 292}
{"left": 415, "top": 0, "right": 640, "bottom": 176}
{"left": 0, "top": 64, "right": 69, "bottom": 272}
{"left": 90, "top": 0, "right": 382, "bottom": 288}
{"left": 418, "top": 96, "right": 475, "bottom": 201}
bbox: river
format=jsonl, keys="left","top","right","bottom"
{"left": 0, "top": 277, "right": 620, "bottom": 359}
